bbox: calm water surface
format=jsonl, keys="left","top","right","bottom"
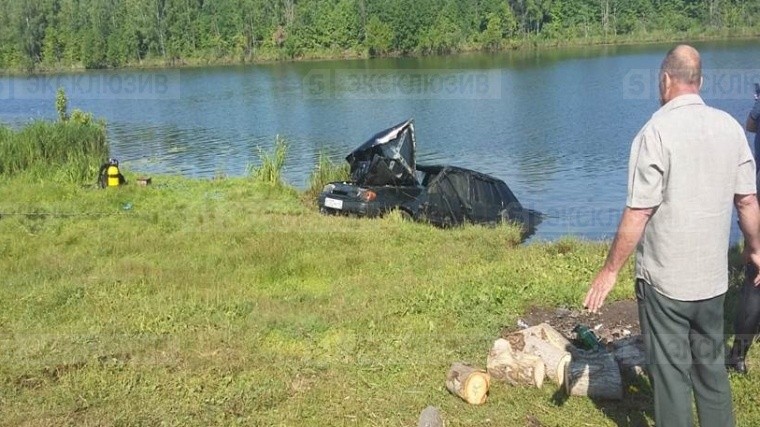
{"left": 4, "top": 40, "right": 760, "bottom": 241}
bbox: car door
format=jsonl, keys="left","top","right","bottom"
{"left": 420, "top": 169, "right": 470, "bottom": 226}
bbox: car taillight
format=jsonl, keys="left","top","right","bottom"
{"left": 358, "top": 189, "right": 376, "bottom": 202}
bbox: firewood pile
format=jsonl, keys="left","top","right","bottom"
{"left": 446, "top": 322, "right": 647, "bottom": 405}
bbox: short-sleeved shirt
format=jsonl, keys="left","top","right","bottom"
{"left": 628, "top": 94, "right": 756, "bottom": 301}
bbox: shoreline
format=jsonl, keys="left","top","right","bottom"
{"left": 3, "top": 28, "right": 759, "bottom": 76}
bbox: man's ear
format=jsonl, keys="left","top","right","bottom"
{"left": 699, "top": 75, "right": 704, "bottom": 90}
{"left": 660, "top": 72, "right": 672, "bottom": 96}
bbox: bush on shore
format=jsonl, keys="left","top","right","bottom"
{"left": 1, "top": 88, "right": 108, "bottom": 184}
{"left": 0, "top": 120, "right": 107, "bottom": 183}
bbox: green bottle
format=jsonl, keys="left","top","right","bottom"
{"left": 572, "top": 324, "right": 603, "bottom": 351}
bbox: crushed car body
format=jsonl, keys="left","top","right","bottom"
{"left": 346, "top": 118, "right": 417, "bottom": 187}
{"left": 318, "top": 119, "right": 542, "bottom": 236}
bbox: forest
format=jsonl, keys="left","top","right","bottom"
{"left": 1, "top": 0, "right": 759, "bottom": 71}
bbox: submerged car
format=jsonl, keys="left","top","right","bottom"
{"left": 318, "top": 119, "right": 542, "bottom": 235}
{"left": 319, "top": 119, "right": 422, "bottom": 219}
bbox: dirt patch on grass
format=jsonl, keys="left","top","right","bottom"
{"left": 505, "top": 299, "right": 641, "bottom": 346}
{"left": 13, "top": 352, "right": 133, "bottom": 390}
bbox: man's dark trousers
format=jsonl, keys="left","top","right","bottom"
{"left": 636, "top": 280, "right": 735, "bottom": 427}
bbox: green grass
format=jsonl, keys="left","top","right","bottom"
{"left": 249, "top": 136, "right": 289, "bottom": 187}
{"left": 0, "top": 172, "right": 757, "bottom": 426}
{"left": 304, "top": 152, "right": 350, "bottom": 204}
{"left": 0, "top": 120, "right": 107, "bottom": 183}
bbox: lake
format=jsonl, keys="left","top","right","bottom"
{"left": 3, "top": 40, "right": 760, "bottom": 241}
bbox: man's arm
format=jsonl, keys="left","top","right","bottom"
{"left": 746, "top": 98, "right": 760, "bottom": 133}
{"left": 583, "top": 207, "right": 654, "bottom": 313}
{"left": 736, "top": 193, "right": 760, "bottom": 285}
{"left": 746, "top": 114, "right": 757, "bottom": 133}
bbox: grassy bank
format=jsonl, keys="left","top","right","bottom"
{"left": 0, "top": 119, "right": 107, "bottom": 184}
{"left": 0, "top": 119, "right": 757, "bottom": 425}
{"left": 1, "top": 166, "right": 758, "bottom": 426}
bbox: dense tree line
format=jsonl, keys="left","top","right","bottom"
{"left": 1, "top": 0, "right": 759, "bottom": 70}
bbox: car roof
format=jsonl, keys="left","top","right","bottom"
{"left": 417, "top": 164, "right": 505, "bottom": 184}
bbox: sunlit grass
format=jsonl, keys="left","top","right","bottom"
{"left": 249, "top": 135, "right": 288, "bottom": 187}
{"left": 304, "top": 151, "right": 350, "bottom": 204}
{"left": 0, "top": 160, "right": 756, "bottom": 426}
{"left": 0, "top": 121, "right": 107, "bottom": 183}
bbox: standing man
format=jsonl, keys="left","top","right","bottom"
{"left": 583, "top": 45, "right": 760, "bottom": 427}
{"left": 725, "top": 88, "right": 760, "bottom": 373}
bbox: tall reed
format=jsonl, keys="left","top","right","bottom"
{"left": 305, "top": 151, "right": 350, "bottom": 201}
{"left": 249, "top": 135, "right": 288, "bottom": 186}
{"left": 0, "top": 120, "right": 108, "bottom": 183}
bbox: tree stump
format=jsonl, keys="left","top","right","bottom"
{"left": 564, "top": 350, "right": 623, "bottom": 400}
{"left": 445, "top": 362, "right": 490, "bottom": 405}
{"left": 487, "top": 338, "right": 545, "bottom": 388}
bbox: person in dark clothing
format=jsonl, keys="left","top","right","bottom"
{"left": 746, "top": 85, "right": 760, "bottom": 172}
{"left": 727, "top": 95, "right": 760, "bottom": 373}
{"left": 728, "top": 262, "right": 760, "bottom": 374}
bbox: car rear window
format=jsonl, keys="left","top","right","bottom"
{"left": 496, "top": 181, "right": 521, "bottom": 208}
{"left": 472, "top": 178, "right": 500, "bottom": 206}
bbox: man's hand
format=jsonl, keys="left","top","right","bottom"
{"left": 581, "top": 207, "right": 652, "bottom": 314}
{"left": 736, "top": 193, "right": 760, "bottom": 285}
{"left": 743, "top": 246, "right": 760, "bottom": 286}
{"left": 584, "top": 269, "right": 618, "bottom": 314}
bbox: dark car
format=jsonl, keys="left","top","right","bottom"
{"left": 415, "top": 164, "right": 541, "bottom": 231}
{"left": 318, "top": 119, "right": 422, "bottom": 219}
{"left": 318, "top": 119, "right": 542, "bottom": 235}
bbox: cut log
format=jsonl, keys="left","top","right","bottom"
{"left": 445, "top": 362, "right": 490, "bottom": 405}
{"left": 523, "top": 337, "right": 571, "bottom": 386}
{"left": 611, "top": 335, "right": 647, "bottom": 380}
{"left": 487, "top": 338, "right": 545, "bottom": 388}
{"left": 506, "top": 323, "right": 573, "bottom": 386}
{"left": 507, "top": 323, "right": 575, "bottom": 354}
{"left": 564, "top": 350, "right": 623, "bottom": 400}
